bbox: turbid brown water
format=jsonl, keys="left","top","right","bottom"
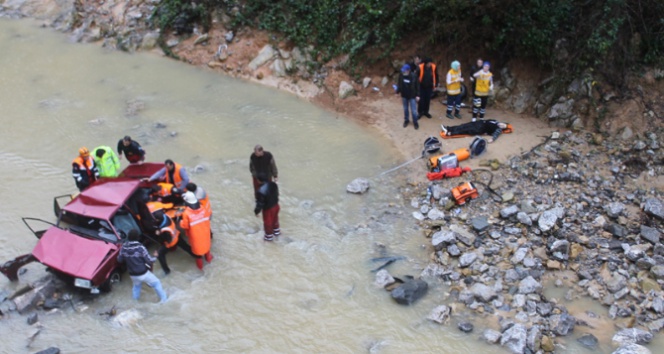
{"left": 0, "top": 19, "right": 661, "bottom": 354}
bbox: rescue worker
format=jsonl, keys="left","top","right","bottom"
{"left": 92, "top": 146, "right": 120, "bottom": 178}
{"left": 117, "top": 135, "right": 145, "bottom": 164}
{"left": 440, "top": 119, "right": 508, "bottom": 143}
{"left": 468, "top": 58, "right": 484, "bottom": 103}
{"left": 417, "top": 57, "right": 438, "bottom": 119}
{"left": 117, "top": 230, "right": 167, "bottom": 303}
{"left": 72, "top": 147, "right": 99, "bottom": 191}
{"left": 395, "top": 64, "right": 420, "bottom": 129}
{"left": 146, "top": 159, "right": 190, "bottom": 191}
{"left": 147, "top": 200, "right": 195, "bottom": 275}
{"left": 472, "top": 61, "right": 494, "bottom": 121}
{"left": 150, "top": 183, "right": 184, "bottom": 205}
{"left": 446, "top": 60, "right": 464, "bottom": 120}
{"left": 249, "top": 145, "right": 278, "bottom": 194}
{"left": 186, "top": 182, "right": 211, "bottom": 215}
{"left": 254, "top": 173, "right": 280, "bottom": 241}
{"left": 179, "top": 192, "right": 213, "bottom": 270}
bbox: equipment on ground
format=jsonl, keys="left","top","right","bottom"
{"left": 423, "top": 136, "right": 441, "bottom": 155}
{"left": 469, "top": 136, "right": 487, "bottom": 157}
{"left": 427, "top": 166, "right": 472, "bottom": 181}
{"left": 451, "top": 182, "right": 480, "bottom": 205}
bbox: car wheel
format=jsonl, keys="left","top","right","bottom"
{"left": 100, "top": 269, "right": 121, "bottom": 293}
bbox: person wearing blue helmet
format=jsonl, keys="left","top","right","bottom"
{"left": 446, "top": 60, "right": 464, "bottom": 120}
{"left": 395, "top": 64, "right": 420, "bottom": 130}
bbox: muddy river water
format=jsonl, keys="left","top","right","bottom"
{"left": 0, "top": 19, "right": 659, "bottom": 354}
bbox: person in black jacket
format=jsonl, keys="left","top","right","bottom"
{"left": 117, "top": 136, "right": 145, "bottom": 164}
{"left": 396, "top": 64, "right": 420, "bottom": 129}
{"left": 417, "top": 57, "right": 439, "bottom": 119}
{"left": 254, "top": 173, "right": 280, "bottom": 241}
{"left": 468, "top": 58, "right": 484, "bottom": 103}
{"left": 117, "top": 230, "right": 167, "bottom": 302}
{"left": 440, "top": 119, "right": 508, "bottom": 143}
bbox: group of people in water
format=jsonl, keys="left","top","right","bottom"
{"left": 71, "top": 137, "right": 281, "bottom": 302}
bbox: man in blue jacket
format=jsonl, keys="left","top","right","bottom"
{"left": 117, "top": 230, "right": 167, "bottom": 303}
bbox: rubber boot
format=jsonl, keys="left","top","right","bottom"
{"left": 195, "top": 258, "right": 203, "bottom": 270}
{"left": 205, "top": 252, "right": 213, "bottom": 263}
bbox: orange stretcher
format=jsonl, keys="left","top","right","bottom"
{"left": 440, "top": 124, "right": 513, "bottom": 139}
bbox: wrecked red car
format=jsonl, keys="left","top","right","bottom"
{"left": 1, "top": 163, "right": 166, "bottom": 293}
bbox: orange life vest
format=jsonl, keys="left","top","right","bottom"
{"left": 419, "top": 63, "right": 437, "bottom": 86}
{"left": 147, "top": 201, "right": 174, "bottom": 214}
{"left": 180, "top": 206, "right": 211, "bottom": 256}
{"left": 165, "top": 163, "right": 184, "bottom": 189}
{"left": 160, "top": 216, "right": 180, "bottom": 248}
{"left": 155, "top": 183, "right": 175, "bottom": 197}
{"left": 72, "top": 156, "right": 96, "bottom": 181}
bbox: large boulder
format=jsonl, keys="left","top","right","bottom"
{"left": 390, "top": 278, "right": 428, "bottom": 305}
{"left": 339, "top": 81, "right": 355, "bottom": 99}
{"left": 612, "top": 328, "right": 653, "bottom": 346}
{"left": 346, "top": 178, "right": 370, "bottom": 194}
{"left": 501, "top": 323, "right": 527, "bottom": 354}
{"left": 248, "top": 45, "right": 276, "bottom": 71}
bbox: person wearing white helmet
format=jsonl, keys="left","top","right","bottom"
{"left": 446, "top": 60, "right": 464, "bottom": 120}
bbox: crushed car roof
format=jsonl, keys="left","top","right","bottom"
{"left": 63, "top": 178, "right": 141, "bottom": 220}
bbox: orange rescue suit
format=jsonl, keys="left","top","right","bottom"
{"left": 180, "top": 205, "right": 211, "bottom": 256}
{"left": 165, "top": 163, "right": 184, "bottom": 189}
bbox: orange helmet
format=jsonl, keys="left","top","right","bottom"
{"left": 79, "top": 147, "right": 90, "bottom": 157}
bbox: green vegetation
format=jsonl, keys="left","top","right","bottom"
{"left": 154, "top": 0, "right": 664, "bottom": 80}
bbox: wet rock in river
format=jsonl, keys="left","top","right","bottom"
{"left": 577, "top": 333, "right": 599, "bottom": 349}
{"left": 374, "top": 269, "right": 395, "bottom": 288}
{"left": 346, "top": 178, "right": 370, "bottom": 194}
{"left": 35, "top": 348, "right": 60, "bottom": 354}
{"left": 427, "top": 305, "right": 451, "bottom": 324}
{"left": 500, "top": 323, "right": 527, "bottom": 354}
{"left": 549, "top": 313, "right": 576, "bottom": 336}
{"left": 112, "top": 309, "right": 143, "bottom": 327}
{"left": 458, "top": 322, "right": 474, "bottom": 333}
{"left": 612, "top": 328, "right": 653, "bottom": 346}
{"left": 483, "top": 329, "right": 502, "bottom": 344}
{"left": 27, "top": 313, "right": 38, "bottom": 325}
{"left": 390, "top": 278, "right": 428, "bottom": 305}
{"left": 612, "top": 343, "right": 652, "bottom": 354}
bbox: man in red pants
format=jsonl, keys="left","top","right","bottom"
{"left": 254, "top": 173, "right": 280, "bottom": 241}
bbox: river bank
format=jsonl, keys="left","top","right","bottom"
{"left": 2, "top": 1, "right": 664, "bottom": 353}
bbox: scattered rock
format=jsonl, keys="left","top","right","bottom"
{"left": 612, "top": 328, "right": 653, "bottom": 346}
{"left": 374, "top": 269, "right": 395, "bottom": 288}
{"left": 501, "top": 323, "right": 527, "bottom": 354}
{"left": 518, "top": 276, "right": 542, "bottom": 294}
{"left": 427, "top": 305, "right": 451, "bottom": 324}
{"left": 500, "top": 205, "right": 519, "bottom": 219}
{"left": 612, "top": 343, "right": 652, "bottom": 354}
{"left": 549, "top": 313, "right": 576, "bottom": 336}
{"left": 224, "top": 31, "right": 234, "bottom": 43}
{"left": 640, "top": 225, "right": 661, "bottom": 244}
{"left": 362, "top": 77, "right": 372, "bottom": 88}
{"left": 549, "top": 240, "right": 570, "bottom": 261}
{"left": 459, "top": 252, "right": 478, "bottom": 268}
{"left": 432, "top": 230, "right": 456, "bottom": 250}
{"left": 471, "top": 216, "right": 490, "bottom": 232}
{"left": 111, "top": 309, "right": 143, "bottom": 327}
{"left": 390, "top": 278, "right": 428, "bottom": 305}
{"left": 470, "top": 283, "right": 498, "bottom": 302}
{"left": 346, "top": 178, "right": 370, "bottom": 194}
{"left": 458, "top": 322, "right": 474, "bottom": 333}
{"left": 577, "top": 333, "right": 598, "bottom": 349}
{"left": 193, "top": 33, "right": 209, "bottom": 45}
{"left": 248, "top": 45, "right": 276, "bottom": 71}
{"left": 644, "top": 198, "right": 664, "bottom": 220}
{"left": 483, "top": 329, "right": 502, "bottom": 344}
{"left": 35, "top": 348, "right": 60, "bottom": 354}
{"left": 541, "top": 335, "right": 555, "bottom": 352}
{"left": 605, "top": 202, "right": 625, "bottom": 218}
{"left": 427, "top": 208, "right": 444, "bottom": 221}
{"left": 27, "top": 313, "right": 38, "bottom": 325}
{"left": 538, "top": 209, "right": 560, "bottom": 232}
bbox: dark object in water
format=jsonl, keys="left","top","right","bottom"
{"left": 370, "top": 256, "right": 406, "bottom": 273}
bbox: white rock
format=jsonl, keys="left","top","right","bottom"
{"left": 248, "top": 45, "right": 276, "bottom": 71}
{"left": 339, "top": 81, "right": 355, "bottom": 99}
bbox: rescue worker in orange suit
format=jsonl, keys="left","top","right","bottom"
{"left": 117, "top": 135, "right": 145, "bottom": 164}
{"left": 249, "top": 145, "right": 278, "bottom": 195}
{"left": 147, "top": 200, "right": 195, "bottom": 275}
{"left": 417, "top": 57, "right": 438, "bottom": 119}
{"left": 254, "top": 173, "right": 280, "bottom": 241}
{"left": 72, "top": 147, "right": 99, "bottom": 191}
{"left": 178, "top": 191, "right": 213, "bottom": 270}
{"left": 146, "top": 159, "right": 190, "bottom": 191}
{"left": 150, "top": 183, "right": 184, "bottom": 205}
{"left": 186, "top": 182, "right": 211, "bottom": 215}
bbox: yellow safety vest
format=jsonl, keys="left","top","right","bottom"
{"left": 475, "top": 71, "right": 493, "bottom": 97}
{"left": 92, "top": 146, "right": 120, "bottom": 178}
{"left": 447, "top": 69, "right": 462, "bottom": 95}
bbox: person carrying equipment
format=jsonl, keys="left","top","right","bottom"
{"left": 92, "top": 146, "right": 120, "bottom": 178}
{"left": 72, "top": 147, "right": 99, "bottom": 191}
{"left": 446, "top": 61, "right": 464, "bottom": 119}
{"left": 472, "top": 62, "right": 494, "bottom": 121}
{"left": 440, "top": 119, "right": 510, "bottom": 143}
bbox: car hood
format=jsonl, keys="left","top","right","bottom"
{"left": 32, "top": 227, "right": 118, "bottom": 280}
